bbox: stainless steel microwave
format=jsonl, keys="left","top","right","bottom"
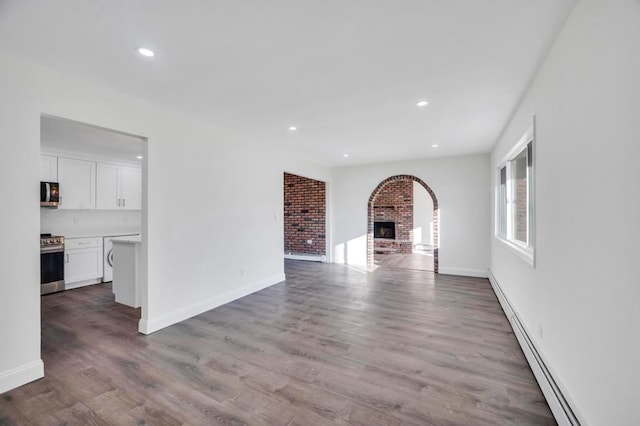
{"left": 40, "top": 181, "right": 60, "bottom": 207}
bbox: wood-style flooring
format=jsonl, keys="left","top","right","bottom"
{"left": 0, "top": 260, "right": 555, "bottom": 425}
{"left": 374, "top": 253, "right": 434, "bottom": 271}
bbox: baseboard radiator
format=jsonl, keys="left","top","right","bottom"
{"left": 284, "top": 253, "right": 326, "bottom": 262}
{"left": 488, "top": 270, "right": 581, "bottom": 426}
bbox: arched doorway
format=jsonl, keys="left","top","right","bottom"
{"left": 367, "top": 175, "right": 439, "bottom": 273}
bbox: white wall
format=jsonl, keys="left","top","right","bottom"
{"left": 489, "top": 0, "right": 640, "bottom": 424}
{"left": 41, "top": 209, "right": 141, "bottom": 237}
{"left": 0, "top": 53, "right": 43, "bottom": 394}
{"left": 0, "top": 49, "right": 329, "bottom": 392}
{"left": 412, "top": 181, "right": 433, "bottom": 246}
{"left": 332, "top": 155, "right": 490, "bottom": 276}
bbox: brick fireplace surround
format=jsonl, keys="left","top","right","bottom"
{"left": 372, "top": 180, "right": 414, "bottom": 254}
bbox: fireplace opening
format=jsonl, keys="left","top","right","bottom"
{"left": 374, "top": 221, "right": 395, "bottom": 239}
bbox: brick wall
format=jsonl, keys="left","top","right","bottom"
{"left": 515, "top": 177, "right": 528, "bottom": 243}
{"left": 284, "top": 173, "right": 326, "bottom": 255}
{"left": 372, "top": 180, "right": 413, "bottom": 254}
{"left": 514, "top": 151, "right": 528, "bottom": 243}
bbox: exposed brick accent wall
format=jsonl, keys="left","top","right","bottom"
{"left": 284, "top": 173, "right": 326, "bottom": 255}
{"left": 372, "top": 180, "right": 413, "bottom": 254}
{"left": 367, "top": 175, "right": 439, "bottom": 273}
{"left": 514, "top": 165, "right": 528, "bottom": 243}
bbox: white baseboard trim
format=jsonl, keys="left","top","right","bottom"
{"left": 438, "top": 267, "right": 488, "bottom": 278}
{"left": 138, "top": 273, "right": 286, "bottom": 335}
{"left": 65, "top": 278, "right": 102, "bottom": 290}
{"left": 0, "top": 359, "right": 44, "bottom": 394}
{"left": 488, "top": 270, "right": 581, "bottom": 426}
{"left": 284, "top": 253, "right": 326, "bottom": 262}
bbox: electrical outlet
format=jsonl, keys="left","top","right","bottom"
{"left": 538, "top": 324, "right": 543, "bottom": 339}
{"left": 73, "top": 217, "right": 79, "bottom": 225}
{"left": 240, "top": 268, "right": 246, "bottom": 278}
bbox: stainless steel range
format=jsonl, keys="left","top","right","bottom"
{"left": 40, "top": 233, "right": 65, "bottom": 295}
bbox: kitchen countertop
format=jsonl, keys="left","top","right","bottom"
{"left": 61, "top": 232, "right": 140, "bottom": 239}
{"left": 111, "top": 235, "right": 141, "bottom": 244}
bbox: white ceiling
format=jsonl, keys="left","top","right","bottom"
{"left": 0, "top": 0, "right": 576, "bottom": 166}
{"left": 41, "top": 116, "right": 144, "bottom": 163}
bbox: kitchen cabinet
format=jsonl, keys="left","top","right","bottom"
{"left": 64, "top": 237, "right": 103, "bottom": 289}
{"left": 40, "top": 155, "right": 58, "bottom": 182}
{"left": 111, "top": 236, "right": 142, "bottom": 308}
{"left": 96, "top": 163, "right": 141, "bottom": 210}
{"left": 120, "top": 167, "right": 141, "bottom": 210}
{"left": 57, "top": 157, "right": 96, "bottom": 209}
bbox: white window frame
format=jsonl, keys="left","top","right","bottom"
{"left": 495, "top": 117, "right": 535, "bottom": 267}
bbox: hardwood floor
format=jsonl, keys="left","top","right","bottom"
{"left": 0, "top": 261, "right": 555, "bottom": 425}
{"left": 374, "top": 253, "right": 434, "bottom": 271}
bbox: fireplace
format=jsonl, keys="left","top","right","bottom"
{"left": 374, "top": 221, "right": 395, "bottom": 239}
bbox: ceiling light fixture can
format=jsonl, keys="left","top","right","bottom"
{"left": 289, "top": 126, "right": 297, "bottom": 131}
{"left": 416, "top": 100, "right": 429, "bottom": 107}
{"left": 432, "top": 144, "right": 438, "bottom": 148}
{"left": 136, "top": 47, "right": 155, "bottom": 57}
{"left": 343, "top": 154, "right": 349, "bottom": 158}
{"left": 137, "top": 155, "right": 143, "bottom": 159}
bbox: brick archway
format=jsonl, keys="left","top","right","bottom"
{"left": 367, "top": 175, "right": 439, "bottom": 273}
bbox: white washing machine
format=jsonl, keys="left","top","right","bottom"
{"left": 103, "top": 234, "right": 139, "bottom": 282}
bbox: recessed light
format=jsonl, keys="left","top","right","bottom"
{"left": 137, "top": 155, "right": 143, "bottom": 159}
{"left": 289, "top": 126, "right": 297, "bottom": 131}
{"left": 136, "top": 47, "right": 155, "bottom": 57}
{"left": 432, "top": 144, "right": 439, "bottom": 148}
{"left": 343, "top": 154, "right": 350, "bottom": 158}
{"left": 416, "top": 100, "right": 429, "bottom": 107}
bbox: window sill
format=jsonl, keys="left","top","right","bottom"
{"left": 495, "top": 236, "right": 535, "bottom": 267}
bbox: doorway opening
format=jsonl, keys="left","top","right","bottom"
{"left": 283, "top": 172, "right": 327, "bottom": 263}
{"left": 39, "top": 114, "right": 147, "bottom": 335}
{"left": 367, "top": 175, "right": 439, "bottom": 272}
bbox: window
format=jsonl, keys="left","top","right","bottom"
{"left": 496, "top": 119, "right": 535, "bottom": 266}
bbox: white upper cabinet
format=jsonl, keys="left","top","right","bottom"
{"left": 40, "top": 155, "right": 58, "bottom": 182}
{"left": 96, "top": 164, "right": 120, "bottom": 209}
{"left": 57, "top": 157, "right": 96, "bottom": 209}
{"left": 96, "top": 163, "right": 141, "bottom": 210}
{"left": 120, "top": 166, "right": 141, "bottom": 210}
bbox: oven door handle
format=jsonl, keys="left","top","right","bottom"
{"left": 41, "top": 246, "right": 65, "bottom": 254}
